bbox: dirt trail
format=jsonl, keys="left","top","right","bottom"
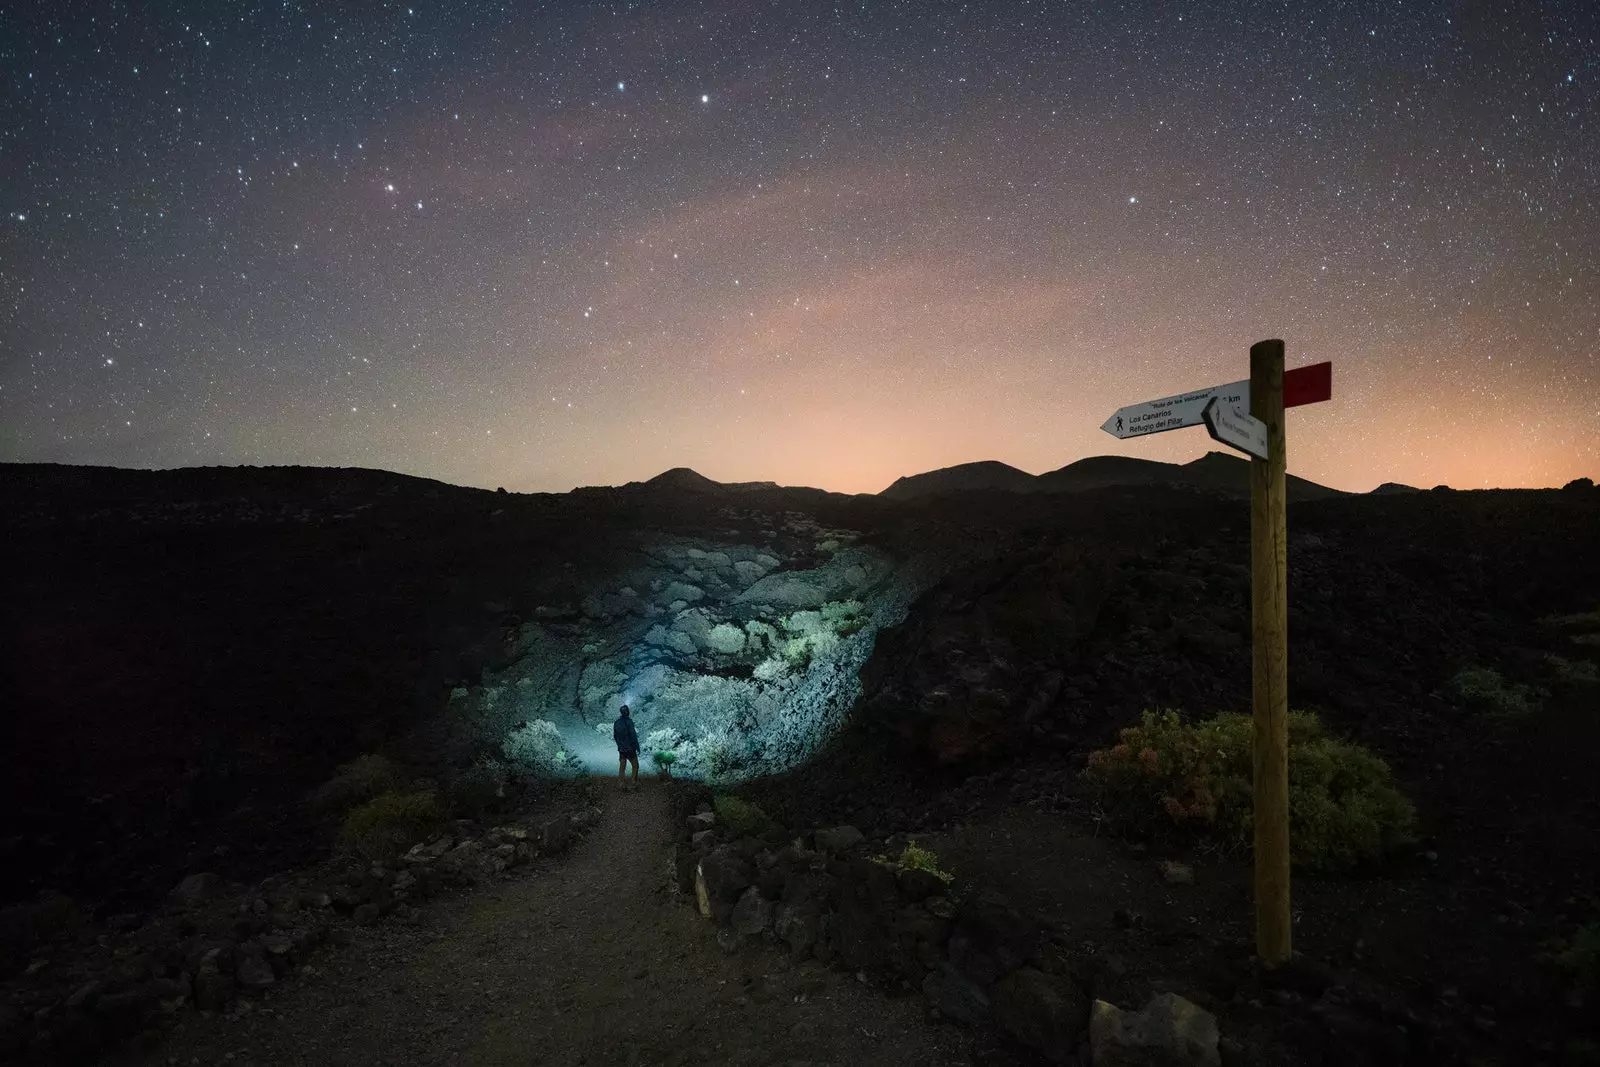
{"left": 120, "top": 784, "right": 971, "bottom": 1067}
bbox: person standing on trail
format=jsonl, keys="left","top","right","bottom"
{"left": 613, "top": 705, "right": 640, "bottom": 790}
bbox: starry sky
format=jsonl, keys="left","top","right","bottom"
{"left": 2, "top": 1, "right": 1596, "bottom": 495}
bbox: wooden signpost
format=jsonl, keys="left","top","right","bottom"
{"left": 1102, "top": 341, "right": 1331, "bottom": 965}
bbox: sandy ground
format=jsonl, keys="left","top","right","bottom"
{"left": 115, "top": 783, "right": 972, "bottom": 1067}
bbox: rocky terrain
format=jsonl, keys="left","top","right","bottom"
{"left": 2, "top": 460, "right": 1599, "bottom": 1064}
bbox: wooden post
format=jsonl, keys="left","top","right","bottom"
{"left": 1250, "top": 338, "right": 1292, "bottom": 965}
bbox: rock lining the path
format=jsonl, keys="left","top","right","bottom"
{"left": 0, "top": 806, "right": 602, "bottom": 1062}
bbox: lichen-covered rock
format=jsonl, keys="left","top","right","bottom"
{"left": 1089, "top": 993, "right": 1220, "bottom": 1067}
{"left": 706, "top": 623, "right": 746, "bottom": 654}
{"left": 662, "top": 581, "right": 705, "bottom": 604}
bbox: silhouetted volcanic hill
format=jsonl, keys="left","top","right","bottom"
{"left": 1177, "top": 451, "right": 1347, "bottom": 501}
{"left": 634, "top": 466, "right": 729, "bottom": 494}
{"left": 1371, "top": 481, "right": 1423, "bottom": 495}
{"left": 4, "top": 458, "right": 1597, "bottom": 931}
{"left": 883, "top": 451, "right": 1346, "bottom": 502}
{"left": 880, "top": 460, "right": 1040, "bottom": 499}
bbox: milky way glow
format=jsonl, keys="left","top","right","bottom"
{"left": 3, "top": 3, "right": 1595, "bottom": 492}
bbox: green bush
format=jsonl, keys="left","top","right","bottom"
{"left": 340, "top": 789, "right": 448, "bottom": 859}
{"left": 1082, "top": 709, "right": 1415, "bottom": 870}
{"left": 1448, "top": 666, "right": 1546, "bottom": 717}
{"left": 713, "top": 794, "right": 772, "bottom": 837}
{"left": 1557, "top": 922, "right": 1600, "bottom": 991}
{"left": 1546, "top": 655, "right": 1600, "bottom": 684}
{"left": 449, "top": 760, "right": 508, "bottom": 819}
{"left": 307, "top": 753, "right": 406, "bottom": 813}
{"left": 896, "top": 841, "right": 954, "bottom": 883}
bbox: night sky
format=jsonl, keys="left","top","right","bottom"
{"left": 3, "top": 2, "right": 1596, "bottom": 494}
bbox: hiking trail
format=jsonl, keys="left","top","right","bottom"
{"left": 117, "top": 783, "right": 971, "bottom": 1067}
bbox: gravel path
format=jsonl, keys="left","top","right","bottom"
{"left": 121, "top": 783, "right": 972, "bottom": 1067}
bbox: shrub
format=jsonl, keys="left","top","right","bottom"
{"left": 1546, "top": 655, "right": 1600, "bottom": 684}
{"left": 307, "top": 753, "right": 405, "bottom": 813}
{"left": 780, "top": 637, "right": 813, "bottom": 670}
{"left": 1557, "top": 922, "right": 1600, "bottom": 991}
{"left": 449, "top": 759, "right": 508, "bottom": 819}
{"left": 820, "top": 599, "right": 865, "bottom": 625}
{"left": 752, "top": 656, "right": 790, "bottom": 682}
{"left": 1448, "top": 666, "right": 1546, "bottom": 717}
{"left": 713, "top": 794, "right": 772, "bottom": 837}
{"left": 645, "top": 726, "right": 683, "bottom": 751}
{"left": 1082, "top": 709, "right": 1415, "bottom": 870}
{"left": 503, "top": 719, "right": 567, "bottom": 774}
{"left": 340, "top": 789, "right": 448, "bottom": 859}
{"left": 896, "top": 841, "right": 954, "bottom": 883}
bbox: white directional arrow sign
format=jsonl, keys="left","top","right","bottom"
{"left": 1202, "top": 396, "right": 1269, "bottom": 460}
{"left": 1100, "top": 379, "right": 1248, "bottom": 439}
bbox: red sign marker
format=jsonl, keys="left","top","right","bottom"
{"left": 1283, "top": 361, "right": 1332, "bottom": 408}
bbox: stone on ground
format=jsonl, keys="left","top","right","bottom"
{"left": 813, "top": 825, "right": 864, "bottom": 852}
{"left": 922, "top": 962, "right": 990, "bottom": 1025}
{"left": 992, "top": 966, "right": 1089, "bottom": 1062}
{"left": 1156, "top": 861, "right": 1194, "bottom": 885}
{"left": 1089, "top": 992, "right": 1220, "bottom": 1067}
{"left": 731, "top": 887, "right": 774, "bottom": 936}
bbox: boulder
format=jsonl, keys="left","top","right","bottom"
{"left": 813, "top": 825, "right": 864, "bottom": 852}
{"left": 993, "top": 967, "right": 1089, "bottom": 1062}
{"left": 169, "top": 873, "right": 224, "bottom": 906}
{"left": 949, "top": 892, "right": 1042, "bottom": 988}
{"left": 691, "top": 829, "right": 718, "bottom": 851}
{"left": 1157, "top": 861, "right": 1194, "bottom": 885}
{"left": 193, "top": 965, "right": 234, "bottom": 1012}
{"left": 695, "top": 851, "right": 753, "bottom": 923}
{"left": 897, "top": 866, "right": 947, "bottom": 901}
{"left": 923, "top": 962, "right": 991, "bottom": 1025}
{"left": 662, "top": 581, "right": 705, "bottom": 604}
{"left": 1089, "top": 993, "right": 1220, "bottom": 1067}
{"left": 730, "top": 888, "right": 774, "bottom": 936}
{"left": 234, "top": 952, "right": 275, "bottom": 991}
{"left": 687, "top": 812, "right": 717, "bottom": 832}
{"left": 774, "top": 902, "right": 823, "bottom": 958}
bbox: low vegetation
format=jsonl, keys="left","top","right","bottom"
{"left": 1555, "top": 922, "right": 1600, "bottom": 993}
{"left": 306, "top": 752, "right": 406, "bottom": 813}
{"left": 894, "top": 841, "right": 954, "bottom": 883}
{"left": 339, "top": 789, "right": 448, "bottom": 859}
{"left": 1082, "top": 709, "right": 1415, "bottom": 870}
{"left": 713, "top": 794, "right": 775, "bottom": 837}
{"left": 1448, "top": 665, "right": 1547, "bottom": 717}
{"left": 1546, "top": 654, "right": 1600, "bottom": 684}
{"left": 448, "top": 758, "right": 510, "bottom": 819}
